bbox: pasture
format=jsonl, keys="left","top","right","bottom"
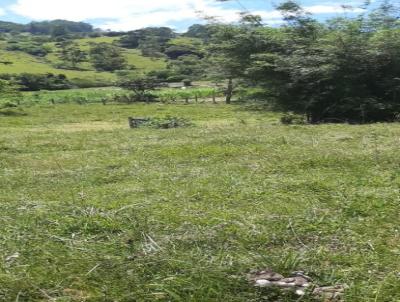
{"left": 0, "top": 36, "right": 166, "bottom": 87}
{"left": 1, "top": 99, "right": 400, "bottom": 301}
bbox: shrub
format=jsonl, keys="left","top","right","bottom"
{"left": 141, "top": 116, "right": 192, "bottom": 129}
{"left": 6, "top": 42, "right": 51, "bottom": 57}
{"left": 16, "top": 73, "right": 72, "bottom": 91}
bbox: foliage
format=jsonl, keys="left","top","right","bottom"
{"left": 155, "top": 87, "right": 219, "bottom": 103}
{"left": 119, "top": 27, "right": 176, "bottom": 58}
{"left": 140, "top": 115, "right": 193, "bottom": 129}
{"left": 206, "top": 24, "right": 256, "bottom": 103}
{"left": 118, "top": 76, "right": 160, "bottom": 102}
{"left": 164, "top": 37, "right": 204, "bottom": 59}
{"left": 58, "top": 42, "right": 87, "bottom": 69}
{"left": 184, "top": 24, "right": 213, "bottom": 41}
{"left": 16, "top": 87, "right": 222, "bottom": 106}
{"left": 0, "top": 73, "right": 72, "bottom": 91}
{"left": 89, "top": 43, "right": 127, "bottom": 71}
{"left": 27, "top": 20, "right": 93, "bottom": 35}
{"left": 6, "top": 39, "right": 52, "bottom": 57}
{"left": 0, "top": 19, "right": 93, "bottom": 35}
{"left": 119, "top": 27, "right": 175, "bottom": 50}
{"left": 19, "top": 87, "right": 122, "bottom": 105}
{"left": 166, "top": 55, "right": 205, "bottom": 81}
{"left": 207, "top": 0, "right": 400, "bottom": 122}
{"left": 0, "top": 20, "right": 26, "bottom": 33}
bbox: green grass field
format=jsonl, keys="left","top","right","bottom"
{"left": 1, "top": 101, "right": 400, "bottom": 301}
{"left": 19, "top": 87, "right": 123, "bottom": 105}
{"left": 13, "top": 87, "right": 220, "bottom": 106}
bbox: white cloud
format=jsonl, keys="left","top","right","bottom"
{"left": 9, "top": 0, "right": 365, "bottom": 31}
{"left": 306, "top": 4, "right": 364, "bottom": 14}
{"left": 254, "top": 3, "right": 364, "bottom": 27}
{"left": 10, "top": 0, "right": 242, "bottom": 30}
{"left": 0, "top": 8, "right": 5, "bottom": 16}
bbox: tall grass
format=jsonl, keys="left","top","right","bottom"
{"left": 0, "top": 102, "right": 399, "bottom": 301}
{"left": 11, "top": 87, "right": 222, "bottom": 106}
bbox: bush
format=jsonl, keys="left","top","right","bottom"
{"left": 147, "top": 69, "right": 174, "bottom": 82}
{"left": 6, "top": 41, "right": 51, "bottom": 57}
{"left": 141, "top": 116, "right": 192, "bottom": 129}
{"left": 11, "top": 73, "right": 72, "bottom": 91}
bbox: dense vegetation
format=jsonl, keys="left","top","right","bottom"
{"left": 204, "top": 0, "right": 400, "bottom": 123}
{"left": 2, "top": 1, "right": 399, "bottom": 123}
{"left": 0, "top": 19, "right": 93, "bottom": 35}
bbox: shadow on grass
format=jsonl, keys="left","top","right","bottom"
{"left": 0, "top": 109, "right": 28, "bottom": 117}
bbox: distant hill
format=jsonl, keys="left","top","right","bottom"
{"left": 0, "top": 36, "right": 166, "bottom": 87}
{"left": 0, "top": 19, "right": 93, "bottom": 34}
{"left": 0, "top": 21, "right": 209, "bottom": 89}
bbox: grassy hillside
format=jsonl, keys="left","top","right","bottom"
{"left": 1, "top": 100, "right": 400, "bottom": 301}
{"left": 0, "top": 36, "right": 167, "bottom": 86}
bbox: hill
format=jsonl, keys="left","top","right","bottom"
{"left": 0, "top": 19, "right": 93, "bottom": 34}
{"left": 0, "top": 35, "right": 167, "bottom": 87}
{"left": 0, "top": 20, "right": 209, "bottom": 89}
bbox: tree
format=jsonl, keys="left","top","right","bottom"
{"left": 16, "top": 73, "right": 71, "bottom": 91}
{"left": 6, "top": 38, "right": 52, "bottom": 57}
{"left": 207, "top": 0, "right": 400, "bottom": 122}
{"left": 59, "top": 42, "right": 87, "bottom": 69}
{"left": 89, "top": 43, "right": 127, "bottom": 71}
{"left": 119, "top": 27, "right": 175, "bottom": 50}
{"left": 206, "top": 23, "right": 262, "bottom": 103}
{"left": 246, "top": 0, "right": 400, "bottom": 122}
{"left": 27, "top": 20, "right": 93, "bottom": 35}
{"left": 118, "top": 76, "right": 160, "bottom": 103}
{"left": 164, "top": 37, "right": 204, "bottom": 59}
{"left": 184, "top": 24, "right": 212, "bottom": 41}
{"left": 51, "top": 25, "right": 68, "bottom": 38}
{"left": 167, "top": 55, "right": 205, "bottom": 81}
{"left": 0, "top": 21, "right": 25, "bottom": 33}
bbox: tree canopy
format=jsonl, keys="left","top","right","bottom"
{"left": 204, "top": 0, "right": 400, "bottom": 122}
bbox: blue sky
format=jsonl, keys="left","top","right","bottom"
{"left": 0, "top": 0, "right": 371, "bottom": 31}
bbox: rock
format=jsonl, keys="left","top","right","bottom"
{"left": 295, "top": 289, "right": 306, "bottom": 296}
{"left": 250, "top": 269, "right": 284, "bottom": 282}
{"left": 249, "top": 269, "right": 345, "bottom": 301}
{"left": 293, "top": 276, "right": 310, "bottom": 287}
{"left": 5, "top": 252, "right": 19, "bottom": 262}
{"left": 281, "top": 277, "right": 295, "bottom": 283}
{"left": 255, "top": 279, "right": 272, "bottom": 287}
{"left": 291, "top": 271, "right": 313, "bottom": 281}
{"left": 249, "top": 269, "right": 311, "bottom": 296}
